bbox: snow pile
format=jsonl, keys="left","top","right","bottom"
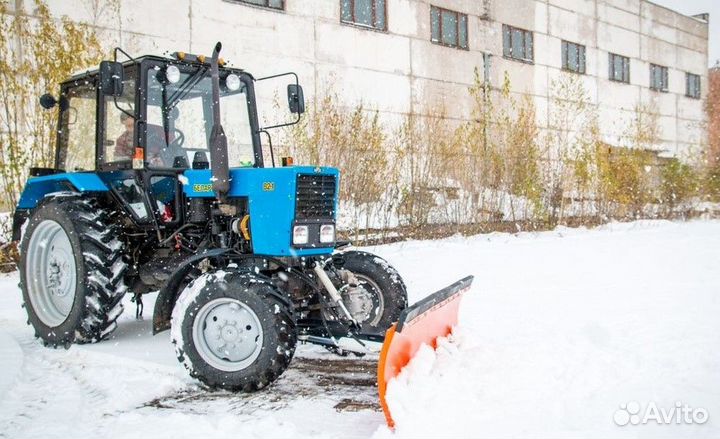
{"left": 370, "top": 220, "right": 720, "bottom": 439}
{"left": 376, "top": 330, "right": 482, "bottom": 439}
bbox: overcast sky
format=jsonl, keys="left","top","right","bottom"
{"left": 650, "top": 0, "right": 718, "bottom": 66}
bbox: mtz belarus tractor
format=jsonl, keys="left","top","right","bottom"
{"left": 13, "top": 43, "right": 472, "bottom": 425}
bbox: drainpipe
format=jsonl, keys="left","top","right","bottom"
{"left": 482, "top": 52, "right": 492, "bottom": 151}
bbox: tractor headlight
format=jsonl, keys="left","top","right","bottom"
{"left": 292, "top": 225, "right": 309, "bottom": 245}
{"left": 319, "top": 224, "right": 335, "bottom": 243}
{"left": 165, "top": 65, "right": 181, "bottom": 84}
{"left": 226, "top": 74, "right": 241, "bottom": 91}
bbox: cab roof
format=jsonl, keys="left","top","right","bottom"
{"left": 62, "top": 54, "right": 247, "bottom": 86}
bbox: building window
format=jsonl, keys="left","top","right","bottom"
{"left": 609, "top": 53, "right": 630, "bottom": 83}
{"left": 686, "top": 72, "right": 701, "bottom": 99}
{"left": 561, "top": 41, "right": 586, "bottom": 74}
{"left": 341, "top": 0, "right": 387, "bottom": 31}
{"left": 231, "top": 0, "right": 284, "bottom": 10}
{"left": 502, "top": 24, "right": 533, "bottom": 63}
{"left": 650, "top": 64, "right": 669, "bottom": 92}
{"left": 430, "top": 6, "right": 468, "bottom": 50}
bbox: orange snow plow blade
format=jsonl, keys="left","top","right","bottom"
{"left": 377, "top": 275, "right": 474, "bottom": 427}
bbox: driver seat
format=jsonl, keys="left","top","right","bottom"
{"left": 173, "top": 156, "right": 189, "bottom": 168}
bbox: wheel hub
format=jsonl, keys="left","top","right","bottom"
{"left": 47, "top": 257, "right": 71, "bottom": 297}
{"left": 220, "top": 324, "right": 241, "bottom": 342}
{"left": 193, "top": 298, "right": 264, "bottom": 371}
{"left": 343, "top": 285, "right": 375, "bottom": 321}
{"left": 340, "top": 273, "right": 385, "bottom": 326}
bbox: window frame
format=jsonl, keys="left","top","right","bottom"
{"left": 685, "top": 72, "right": 701, "bottom": 99}
{"left": 55, "top": 79, "right": 100, "bottom": 172}
{"left": 140, "top": 59, "right": 262, "bottom": 172}
{"left": 99, "top": 67, "right": 138, "bottom": 170}
{"left": 649, "top": 63, "right": 669, "bottom": 93}
{"left": 608, "top": 53, "right": 630, "bottom": 84}
{"left": 561, "top": 40, "right": 586, "bottom": 74}
{"left": 340, "top": 0, "right": 388, "bottom": 32}
{"left": 502, "top": 24, "right": 534, "bottom": 63}
{"left": 227, "top": 0, "right": 285, "bottom": 11}
{"left": 106, "top": 172, "right": 154, "bottom": 225}
{"left": 430, "top": 5, "right": 469, "bottom": 50}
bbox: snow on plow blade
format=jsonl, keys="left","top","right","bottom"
{"left": 377, "top": 275, "right": 474, "bottom": 427}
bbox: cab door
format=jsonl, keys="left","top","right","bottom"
{"left": 95, "top": 66, "right": 156, "bottom": 225}
{"left": 97, "top": 65, "right": 137, "bottom": 170}
{"left": 55, "top": 80, "right": 98, "bottom": 172}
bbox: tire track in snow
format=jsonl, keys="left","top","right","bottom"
{"left": 0, "top": 334, "right": 192, "bottom": 438}
{"left": 139, "top": 355, "right": 381, "bottom": 416}
{"left": 0, "top": 336, "right": 98, "bottom": 438}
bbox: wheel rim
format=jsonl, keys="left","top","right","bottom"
{"left": 192, "top": 298, "right": 264, "bottom": 372}
{"left": 345, "top": 274, "right": 385, "bottom": 327}
{"left": 25, "top": 220, "right": 77, "bottom": 327}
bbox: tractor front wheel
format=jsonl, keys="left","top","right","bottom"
{"left": 335, "top": 251, "right": 408, "bottom": 334}
{"left": 171, "top": 270, "right": 296, "bottom": 391}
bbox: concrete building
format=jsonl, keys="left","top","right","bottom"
{"left": 12, "top": 0, "right": 711, "bottom": 158}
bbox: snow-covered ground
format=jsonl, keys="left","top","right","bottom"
{"left": 1, "top": 220, "right": 719, "bottom": 438}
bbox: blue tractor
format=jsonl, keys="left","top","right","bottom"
{"left": 13, "top": 43, "right": 410, "bottom": 390}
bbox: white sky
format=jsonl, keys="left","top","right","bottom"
{"left": 649, "top": 0, "right": 718, "bottom": 66}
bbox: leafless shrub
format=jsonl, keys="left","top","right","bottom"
{"left": 285, "top": 70, "right": 715, "bottom": 243}
{"left": 284, "top": 91, "right": 392, "bottom": 240}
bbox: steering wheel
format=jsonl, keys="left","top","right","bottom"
{"left": 170, "top": 127, "right": 185, "bottom": 148}
{"left": 146, "top": 127, "right": 187, "bottom": 167}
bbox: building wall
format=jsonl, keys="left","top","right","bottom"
{"left": 11, "top": 0, "right": 709, "bottom": 158}
{"left": 708, "top": 67, "right": 720, "bottom": 164}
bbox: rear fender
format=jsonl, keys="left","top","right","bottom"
{"left": 16, "top": 173, "right": 109, "bottom": 210}
{"left": 12, "top": 173, "right": 109, "bottom": 242}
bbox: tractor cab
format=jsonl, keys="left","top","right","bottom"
{"left": 47, "top": 55, "right": 251, "bottom": 169}
{"left": 31, "top": 49, "right": 304, "bottom": 228}
{"left": 50, "top": 49, "right": 301, "bottom": 172}
{"left": 26, "top": 48, "right": 304, "bottom": 232}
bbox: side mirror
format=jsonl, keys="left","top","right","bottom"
{"left": 99, "top": 61, "right": 124, "bottom": 97}
{"left": 39, "top": 94, "right": 57, "bottom": 109}
{"left": 287, "top": 84, "right": 305, "bottom": 114}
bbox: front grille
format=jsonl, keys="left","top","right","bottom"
{"left": 295, "top": 174, "right": 336, "bottom": 220}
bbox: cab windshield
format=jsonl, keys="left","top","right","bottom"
{"left": 144, "top": 64, "right": 255, "bottom": 169}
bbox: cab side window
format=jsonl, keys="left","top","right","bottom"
{"left": 58, "top": 84, "right": 96, "bottom": 171}
{"left": 103, "top": 76, "right": 136, "bottom": 163}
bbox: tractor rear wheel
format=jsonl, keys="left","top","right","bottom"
{"left": 19, "top": 194, "right": 128, "bottom": 347}
{"left": 171, "top": 270, "right": 296, "bottom": 391}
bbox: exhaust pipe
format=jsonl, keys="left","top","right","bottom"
{"left": 208, "top": 42, "right": 230, "bottom": 202}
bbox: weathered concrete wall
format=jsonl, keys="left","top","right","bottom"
{"left": 10, "top": 0, "right": 709, "bottom": 158}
